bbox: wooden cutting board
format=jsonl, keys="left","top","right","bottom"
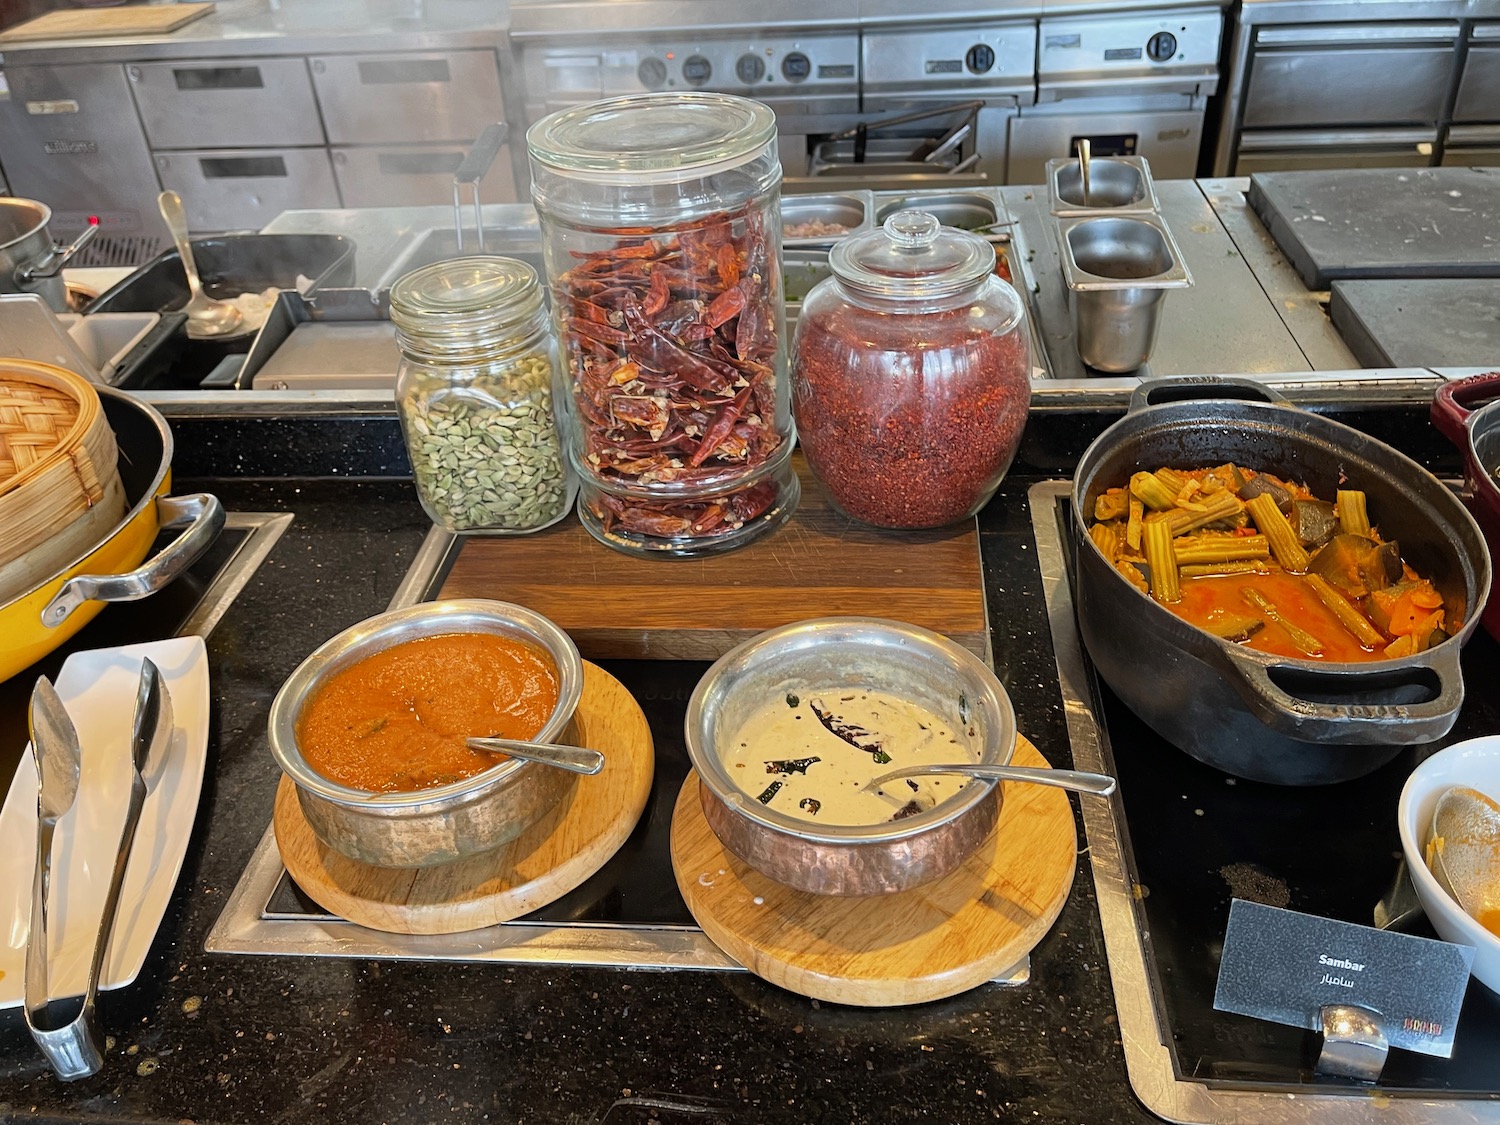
{"left": 670, "top": 736, "right": 1076, "bottom": 1007}
{"left": 437, "top": 455, "right": 989, "bottom": 662}
{"left": 273, "top": 661, "right": 653, "bottom": 935}
{"left": 0, "top": 4, "right": 214, "bottom": 42}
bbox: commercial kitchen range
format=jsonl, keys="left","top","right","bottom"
{"left": 0, "top": 0, "right": 1229, "bottom": 260}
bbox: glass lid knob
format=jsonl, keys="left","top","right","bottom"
{"left": 884, "top": 210, "right": 942, "bottom": 250}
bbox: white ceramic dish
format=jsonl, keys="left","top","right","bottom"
{"left": 0, "top": 636, "right": 209, "bottom": 1008}
{"left": 1397, "top": 734, "right": 1500, "bottom": 995}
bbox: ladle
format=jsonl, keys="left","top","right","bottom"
{"left": 863, "top": 761, "right": 1116, "bottom": 797}
{"left": 1427, "top": 784, "right": 1500, "bottom": 935}
{"left": 156, "top": 191, "right": 244, "bottom": 339}
{"left": 466, "top": 737, "right": 605, "bottom": 776}
{"left": 1078, "top": 138, "right": 1092, "bottom": 207}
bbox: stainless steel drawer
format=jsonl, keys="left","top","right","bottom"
{"left": 154, "top": 149, "right": 340, "bottom": 232}
{"left": 1444, "top": 125, "right": 1500, "bottom": 165}
{"left": 1235, "top": 148, "right": 1432, "bottom": 175}
{"left": 1454, "top": 44, "right": 1500, "bottom": 123}
{"left": 310, "top": 51, "right": 504, "bottom": 144}
{"left": 331, "top": 144, "right": 518, "bottom": 207}
{"left": 129, "top": 59, "right": 323, "bottom": 149}
{"left": 1245, "top": 36, "right": 1456, "bottom": 128}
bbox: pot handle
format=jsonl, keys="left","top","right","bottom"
{"left": 1128, "top": 375, "right": 1285, "bottom": 415}
{"left": 1220, "top": 643, "right": 1463, "bottom": 746}
{"left": 1431, "top": 372, "right": 1500, "bottom": 447}
{"left": 15, "top": 219, "right": 99, "bottom": 285}
{"left": 41, "top": 493, "right": 225, "bottom": 629}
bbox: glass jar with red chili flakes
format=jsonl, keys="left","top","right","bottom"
{"left": 791, "top": 210, "right": 1032, "bottom": 529}
{"left": 527, "top": 92, "right": 798, "bottom": 557}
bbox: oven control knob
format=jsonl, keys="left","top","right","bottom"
{"left": 682, "top": 55, "right": 713, "bottom": 86}
{"left": 965, "top": 44, "right": 995, "bottom": 74}
{"left": 736, "top": 53, "right": 766, "bottom": 84}
{"left": 1147, "top": 31, "right": 1178, "bottom": 62}
{"left": 637, "top": 57, "right": 669, "bottom": 89}
{"left": 781, "top": 51, "right": 812, "bottom": 83}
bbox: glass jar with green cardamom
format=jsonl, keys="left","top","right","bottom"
{"left": 391, "top": 256, "right": 576, "bottom": 534}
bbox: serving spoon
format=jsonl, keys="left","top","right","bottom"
{"left": 1427, "top": 785, "right": 1500, "bottom": 933}
{"left": 864, "top": 762, "right": 1116, "bottom": 797}
{"left": 157, "top": 190, "right": 244, "bottom": 339}
{"left": 466, "top": 737, "right": 605, "bottom": 776}
{"left": 1078, "top": 138, "right": 1093, "bottom": 206}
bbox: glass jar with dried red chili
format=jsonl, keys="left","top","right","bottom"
{"left": 527, "top": 92, "right": 798, "bottom": 557}
{"left": 790, "top": 210, "right": 1032, "bottom": 530}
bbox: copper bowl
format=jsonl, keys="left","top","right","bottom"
{"left": 268, "top": 599, "right": 585, "bottom": 868}
{"left": 684, "top": 617, "right": 1016, "bottom": 896}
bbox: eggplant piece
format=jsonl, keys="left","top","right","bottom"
{"left": 1201, "top": 610, "right": 1265, "bottom": 643}
{"left": 1240, "top": 475, "right": 1293, "bottom": 512}
{"left": 1291, "top": 499, "right": 1339, "bottom": 549}
{"left": 1306, "top": 534, "right": 1401, "bottom": 597}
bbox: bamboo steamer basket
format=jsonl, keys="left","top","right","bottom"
{"left": 0, "top": 360, "right": 126, "bottom": 599}
{"left": 0, "top": 385, "right": 224, "bottom": 682}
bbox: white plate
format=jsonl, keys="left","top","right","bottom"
{"left": 0, "top": 637, "right": 209, "bottom": 1008}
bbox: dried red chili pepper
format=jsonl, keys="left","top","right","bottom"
{"left": 552, "top": 204, "right": 789, "bottom": 541}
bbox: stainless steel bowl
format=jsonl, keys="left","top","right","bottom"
{"left": 269, "top": 599, "right": 585, "bottom": 868}
{"left": 684, "top": 617, "right": 1017, "bottom": 896}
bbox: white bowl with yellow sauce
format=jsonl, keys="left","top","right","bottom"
{"left": 1398, "top": 735, "right": 1500, "bottom": 994}
{"left": 684, "top": 617, "right": 1017, "bottom": 896}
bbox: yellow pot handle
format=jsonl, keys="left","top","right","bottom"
{"left": 41, "top": 493, "right": 225, "bottom": 629}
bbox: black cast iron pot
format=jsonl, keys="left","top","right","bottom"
{"left": 1072, "top": 378, "right": 1492, "bottom": 786}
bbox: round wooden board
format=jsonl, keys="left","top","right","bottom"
{"left": 274, "top": 661, "right": 653, "bottom": 935}
{"left": 671, "top": 736, "right": 1076, "bottom": 1007}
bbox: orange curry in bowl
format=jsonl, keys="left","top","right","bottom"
{"left": 296, "top": 632, "right": 561, "bottom": 792}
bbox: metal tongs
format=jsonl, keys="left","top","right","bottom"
{"left": 24, "top": 660, "right": 173, "bottom": 1081}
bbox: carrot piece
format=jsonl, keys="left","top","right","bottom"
{"left": 1386, "top": 589, "right": 1424, "bottom": 636}
{"left": 1411, "top": 582, "right": 1444, "bottom": 610}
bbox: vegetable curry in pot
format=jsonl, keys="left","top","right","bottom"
{"left": 1088, "top": 464, "right": 1460, "bottom": 663}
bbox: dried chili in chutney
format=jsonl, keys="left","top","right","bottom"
{"left": 791, "top": 211, "right": 1033, "bottom": 529}
{"left": 527, "top": 93, "right": 798, "bottom": 556}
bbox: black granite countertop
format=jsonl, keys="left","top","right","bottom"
{"left": 0, "top": 401, "right": 1469, "bottom": 1125}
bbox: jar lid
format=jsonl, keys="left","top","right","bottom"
{"left": 829, "top": 210, "right": 997, "bottom": 302}
{"left": 389, "top": 255, "right": 543, "bottom": 344}
{"left": 526, "top": 92, "right": 776, "bottom": 185}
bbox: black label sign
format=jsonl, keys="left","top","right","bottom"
{"left": 1213, "top": 900, "right": 1474, "bottom": 1058}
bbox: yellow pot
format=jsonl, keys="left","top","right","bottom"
{"left": 0, "top": 386, "right": 223, "bottom": 682}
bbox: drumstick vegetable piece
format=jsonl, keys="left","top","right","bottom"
{"left": 1241, "top": 587, "right": 1325, "bottom": 657}
{"left": 1180, "top": 560, "right": 1272, "bottom": 578}
{"left": 1303, "top": 573, "right": 1387, "bottom": 648}
{"left": 1126, "top": 496, "right": 1144, "bottom": 552}
{"left": 1159, "top": 491, "right": 1245, "bottom": 536}
{"left": 1144, "top": 518, "right": 1181, "bottom": 602}
{"left": 1245, "top": 493, "right": 1312, "bottom": 573}
{"left": 1336, "top": 490, "right": 1372, "bottom": 536}
{"left": 1171, "top": 534, "right": 1271, "bottom": 564}
{"left": 1089, "top": 522, "right": 1120, "bottom": 562}
{"left": 1131, "top": 471, "right": 1179, "bottom": 512}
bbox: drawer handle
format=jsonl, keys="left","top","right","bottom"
{"left": 199, "top": 155, "right": 288, "bottom": 179}
{"left": 357, "top": 59, "right": 451, "bottom": 85}
{"left": 174, "top": 66, "right": 264, "bottom": 90}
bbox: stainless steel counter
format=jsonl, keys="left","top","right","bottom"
{"left": 0, "top": 0, "right": 508, "bottom": 62}
{"left": 240, "top": 178, "right": 1454, "bottom": 415}
{"left": 1011, "top": 177, "right": 1328, "bottom": 382}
